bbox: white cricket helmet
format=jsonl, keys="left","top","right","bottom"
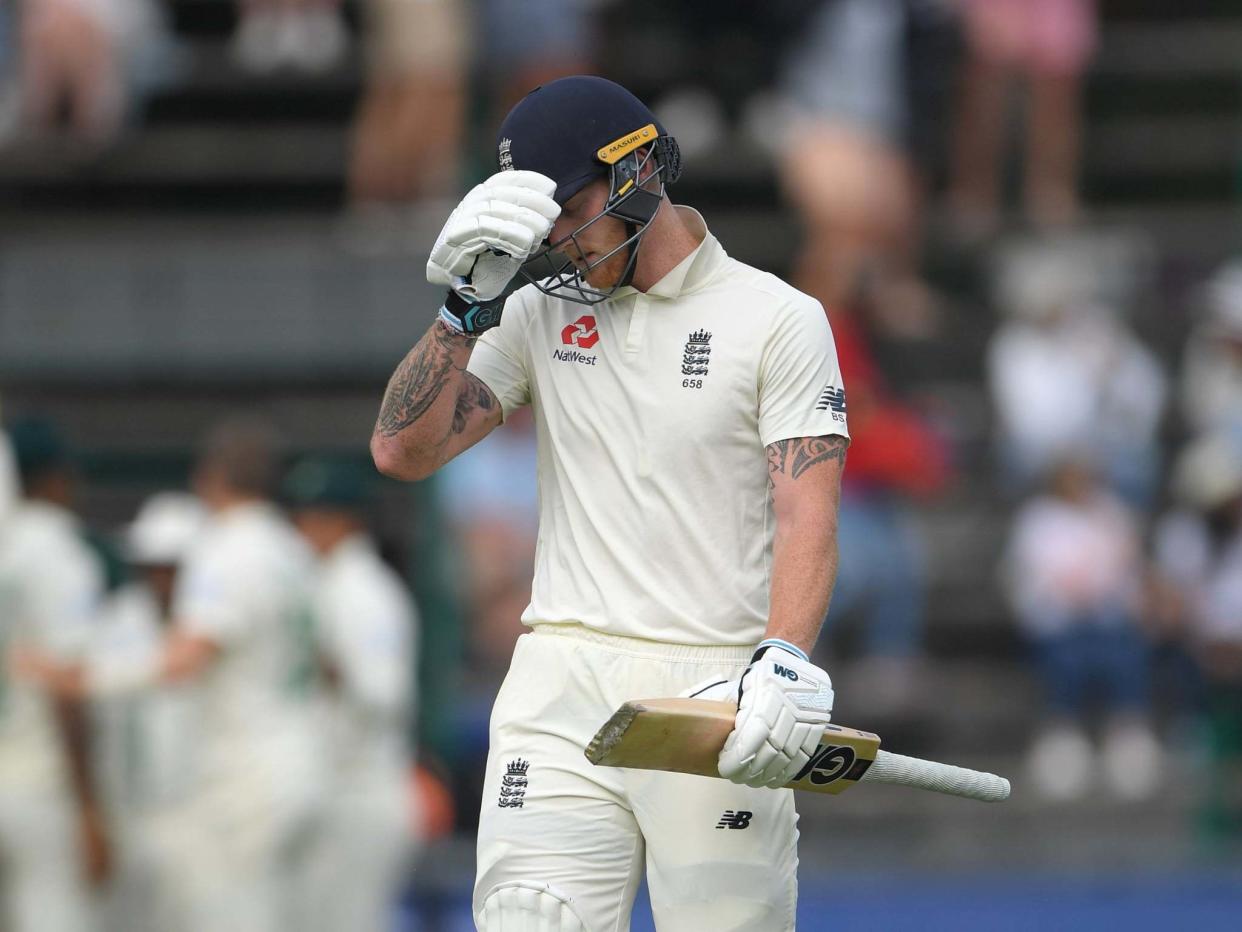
{"left": 126, "top": 492, "right": 206, "bottom": 565}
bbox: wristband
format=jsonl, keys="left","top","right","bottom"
{"left": 753, "top": 638, "right": 809, "bottom": 663}
{"left": 439, "top": 290, "right": 504, "bottom": 337}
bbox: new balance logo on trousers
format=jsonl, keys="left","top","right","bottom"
{"left": 715, "top": 810, "right": 753, "bottom": 830}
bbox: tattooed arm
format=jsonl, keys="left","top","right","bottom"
{"left": 763, "top": 435, "right": 849, "bottom": 654}
{"left": 370, "top": 323, "right": 503, "bottom": 481}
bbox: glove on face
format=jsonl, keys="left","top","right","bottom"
{"left": 428, "top": 170, "right": 560, "bottom": 335}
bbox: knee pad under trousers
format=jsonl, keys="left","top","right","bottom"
{"left": 477, "top": 880, "right": 587, "bottom": 932}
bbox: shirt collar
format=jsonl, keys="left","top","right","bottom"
{"left": 613, "top": 205, "right": 726, "bottom": 302}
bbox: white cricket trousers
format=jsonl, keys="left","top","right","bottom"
{"left": 474, "top": 625, "right": 799, "bottom": 932}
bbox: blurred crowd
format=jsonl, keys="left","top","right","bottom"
{"left": 0, "top": 415, "right": 426, "bottom": 931}
{"left": 2, "top": 0, "right": 1242, "bottom": 926}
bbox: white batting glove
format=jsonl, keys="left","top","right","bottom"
{"left": 717, "top": 639, "right": 834, "bottom": 789}
{"left": 427, "top": 170, "right": 560, "bottom": 303}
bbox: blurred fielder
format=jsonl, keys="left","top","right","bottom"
{"left": 285, "top": 457, "right": 418, "bottom": 932}
{"left": 0, "top": 419, "right": 110, "bottom": 932}
{"left": 372, "top": 76, "right": 849, "bottom": 931}
{"left": 21, "top": 418, "right": 323, "bottom": 932}
{"left": 90, "top": 493, "right": 205, "bottom": 932}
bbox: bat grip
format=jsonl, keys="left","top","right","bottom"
{"left": 862, "top": 750, "right": 1011, "bottom": 802}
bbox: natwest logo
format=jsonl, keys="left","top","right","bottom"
{"left": 561, "top": 315, "right": 600, "bottom": 350}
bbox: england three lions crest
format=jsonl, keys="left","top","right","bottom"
{"left": 682, "top": 329, "right": 711, "bottom": 377}
{"left": 498, "top": 758, "right": 529, "bottom": 808}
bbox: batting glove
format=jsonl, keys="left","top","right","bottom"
{"left": 427, "top": 170, "right": 560, "bottom": 305}
{"left": 717, "top": 639, "right": 834, "bottom": 789}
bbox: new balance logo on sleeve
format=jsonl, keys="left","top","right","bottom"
{"left": 716, "top": 810, "right": 753, "bottom": 829}
{"left": 816, "top": 386, "right": 847, "bottom": 418}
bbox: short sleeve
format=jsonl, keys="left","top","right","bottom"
{"left": 174, "top": 542, "right": 250, "bottom": 646}
{"left": 35, "top": 541, "right": 103, "bottom": 660}
{"left": 467, "top": 287, "right": 535, "bottom": 420}
{"left": 321, "top": 570, "right": 412, "bottom": 714}
{"left": 757, "top": 294, "right": 850, "bottom": 447}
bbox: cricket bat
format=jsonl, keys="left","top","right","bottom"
{"left": 585, "top": 698, "right": 1010, "bottom": 803}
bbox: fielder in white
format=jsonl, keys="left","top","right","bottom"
{"left": 372, "top": 76, "right": 849, "bottom": 932}
{"left": 0, "top": 419, "right": 110, "bottom": 932}
{"left": 89, "top": 493, "right": 205, "bottom": 932}
{"left": 21, "top": 419, "right": 323, "bottom": 932}
{"left": 286, "top": 457, "right": 418, "bottom": 932}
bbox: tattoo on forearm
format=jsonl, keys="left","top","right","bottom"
{"left": 767, "top": 435, "right": 848, "bottom": 481}
{"left": 451, "top": 373, "right": 496, "bottom": 435}
{"left": 376, "top": 326, "right": 470, "bottom": 437}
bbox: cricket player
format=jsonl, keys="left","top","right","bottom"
{"left": 372, "top": 75, "right": 848, "bottom": 931}
{"left": 91, "top": 493, "right": 205, "bottom": 932}
{"left": 20, "top": 418, "right": 323, "bottom": 932}
{"left": 285, "top": 457, "right": 418, "bottom": 932}
{"left": 0, "top": 418, "right": 110, "bottom": 932}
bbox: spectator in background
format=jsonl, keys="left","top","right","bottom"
{"left": 820, "top": 310, "right": 950, "bottom": 713}
{"left": 342, "top": 0, "right": 466, "bottom": 253}
{"left": 17, "top": 0, "right": 170, "bottom": 147}
{"left": 0, "top": 417, "right": 111, "bottom": 932}
{"left": 778, "top": 0, "right": 957, "bottom": 338}
{"left": 231, "top": 0, "right": 346, "bottom": 74}
{"left": 987, "top": 239, "right": 1166, "bottom": 506}
{"left": 775, "top": 2, "right": 958, "bottom": 705}
{"left": 1181, "top": 259, "right": 1242, "bottom": 437}
{"left": 480, "top": 0, "right": 595, "bottom": 132}
{"left": 91, "top": 493, "right": 205, "bottom": 932}
{"left": 285, "top": 457, "right": 418, "bottom": 932}
{"left": 946, "top": 0, "right": 1097, "bottom": 234}
{"left": 1153, "top": 433, "right": 1242, "bottom": 839}
{"left": 1003, "top": 457, "right": 1159, "bottom": 802}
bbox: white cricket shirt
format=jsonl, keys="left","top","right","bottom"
{"left": 0, "top": 501, "right": 105, "bottom": 788}
{"left": 173, "top": 502, "right": 318, "bottom": 778}
{"left": 0, "top": 430, "right": 16, "bottom": 525}
{"left": 468, "top": 206, "right": 849, "bottom": 645}
{"left": 312, "top": 534, "right": 415, "bottom": 789}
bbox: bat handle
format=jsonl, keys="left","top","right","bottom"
{"left": 862, "top": 750, "right": 1011, "bottom": 802}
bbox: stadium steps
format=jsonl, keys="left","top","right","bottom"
{"left": 0, "top": 7, "right": 1237, "bottom": 223}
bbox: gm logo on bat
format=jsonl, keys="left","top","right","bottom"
{"left": 793, "top": 744, "right": 857, "bottom": 786}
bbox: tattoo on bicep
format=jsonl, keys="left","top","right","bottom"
{"left": 767, "top": 435, "right": 848, "bottom": 482}
{"left": 376, "top": 326, "right": 468, "bottom": 437}
{"left": 451, "top": 373, "right": 497, "bottom": 435}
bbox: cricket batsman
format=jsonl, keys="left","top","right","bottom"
{"left": 372, "top": 75, "right": 849, "bottom": 931}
